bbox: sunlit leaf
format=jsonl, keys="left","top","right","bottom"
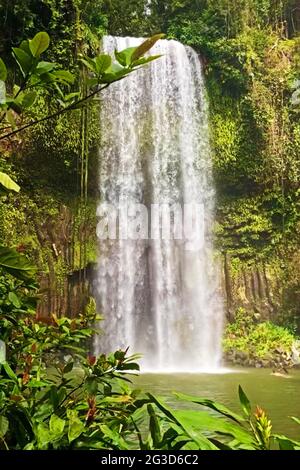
{"left": 68, "top": 416, "right": 84, "bottom": 443}
{"left": 131, "top": 34, "right": 165, "bottom": 62}
{"left": 0, "top": 172, "right": 20, "bottom": 192}
{"left": 49, "top": 415, "right": 65, "bottom": 439}
{"left": 29, "top": 32, "right": 50, "bottom": 57}
{"left": 115, "top": 47, "right": 136, "bottom": 67}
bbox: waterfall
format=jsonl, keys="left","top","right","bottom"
{"left": 94, "top": 36, "right": 224, "bottom": 372}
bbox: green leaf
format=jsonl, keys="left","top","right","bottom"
{"left": 115, "top": 47, "right": 136, "bottom": 67}
{"left": 19, "top": 40, "right": 31, "bottom": 55}
{"left": 64, "top": 92, "right": 80, "bottom": 102}
{"left": 291, "top": 417, "right": 300, "bottom": 426}
{"left": 81, "top": 57, "right": 97, "bottom": 73}
{"left": 68, "top": 416, "right": 85, "bottom": 443}
{"left": 22, "top": 91, "right": 37, "bottom": 108}
{"left": 147, "top": 394, "right": 218, "bottom": 450}
{"left": 85, "top": 376, "right": 98, "bottom": 395}
{"left": 274, "top": 434, "right": 300, "bottom": 450}
{"left": 37, "top": 423, "right": 52, "bottom": 449}
{"left": 174, "top": 392, "right": 245, "bottom": 423}
{"left": 173, "top": 410, "right": 255, "bottom": 449}
{"left": 95, "top": 54, "right": 112, "bottom": 75}
{"left": 29, "top": 32, "right": 50, "bottom": 58}
{"left": 12, "top": 48, "right": 33, "bottom": 76}
{"left": 1, "top": 362, "right": 18, "bottom": 382}
{"left": 0, "top": 246, "right": 37, "bottom": 281}
{"left": 49, "top": 415, "right": 65, "bottom": 439}
{"left": 101, "top": 63, "right": 131, "bottom": 84}
{"left": 147, "top": 404, "right": 161, "bottom": 448}
{"left": 51, "top": 70, "right": 75, "bottom": 85}
{"left": 238, "top": 386, "right": 251, "bottom": 417}
{"left": 0, "top": 172, "right": 20, "bottom": 192}
{"left": 0, "top": 416, "right": 9, "bottom": 437}
{"left": 8, "top": 291, "right": 21, "bottom": 308}
{"left": 35, "top": 61, "right": 56, "bottom": 75}
{"left": 63, "top": 361, "right": 74, "bottom": 374}
{"left": 0, "top": 81, "right": 6, "bottom": 104}
{"left": 100, "top": 424, "right": 129, "bottom": 450}
{"left": 131, "top": 34, "right": 165, "bottom": 62}
{"left": 0, "top": 58, "right": 7, "bottom": 81}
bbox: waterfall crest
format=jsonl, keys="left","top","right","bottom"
{"left": 94, "top": 36, "right": 224, "bottom": 372}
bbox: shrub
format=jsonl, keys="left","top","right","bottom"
{"left": 223, "top": 309, "right": 296, "bottom": 360}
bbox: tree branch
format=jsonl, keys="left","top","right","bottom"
{"left": 0, "top": 83, "right": 110, "bottom": 142}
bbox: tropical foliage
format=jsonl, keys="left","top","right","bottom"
{"left": 1, "top": 0, "right": 300, "bottom": 453}
{"left": 223, "top": 308, "right": 297, "bottom": 365}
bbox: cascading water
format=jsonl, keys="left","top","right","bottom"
{"left": 94, "top": 36, "right": 224, "bottom": 372}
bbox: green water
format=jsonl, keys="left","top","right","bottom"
{"left": 134, "top": 368, "right": 300, "bottom": 439}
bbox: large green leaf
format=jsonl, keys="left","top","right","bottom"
{"left": 36, "top": 423, "right": 52, "bottom": 449}
{"left": 49, "top": 415, "right": 65, "bottom": 439}
{"left": 174, "top": 392, "right": 245, "bottom": 423}
{"left": 12, "top": 48, "right": 33, "bottom": 76}
{"left": 173, "top": 410, "right": 256, "bottom": 449}
{"left": 0, "top": 172, "right": 20, "bottom": 192}
{"left": 169, "top": 414, "right": 220, "bottom": 450}
{"left": 95, "top": 54, "right": 112, "bottom": 75}
{"left": 131, "top": 34, "right": 165, "bottom": 62}
{"left": 0, "top": 246, "right": 36, "bottom": 281}
{"left": 147, "top": 394, "right": 218, "bottom": 450}
{"left": 0, "top": 58, "right": 7, "bottom": 81}
{"left": 29, "top": 32, "right": 50, "bottom": 58}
